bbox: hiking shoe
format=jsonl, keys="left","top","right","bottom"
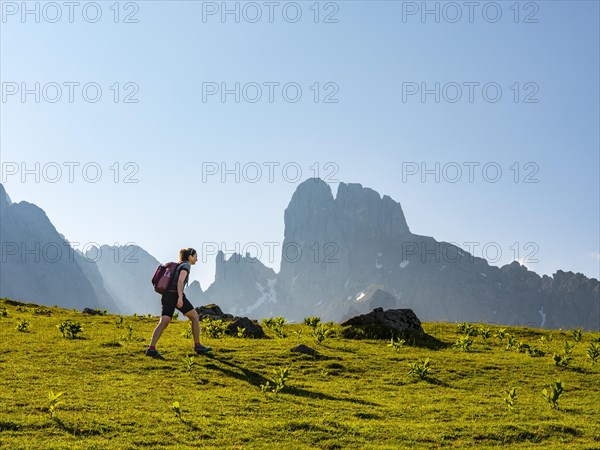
{"left": 194, "top": 344, "right": 212, "bottom": 354}
{"left": 145, "top": 348, "right": 163, "bottom": 358}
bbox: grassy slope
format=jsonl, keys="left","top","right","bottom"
{"left": 0, "top": 298, "right": 599, "bottom": 450}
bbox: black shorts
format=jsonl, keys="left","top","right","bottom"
{"left": 161, "top": 291, "right": 194, "bottom": 318}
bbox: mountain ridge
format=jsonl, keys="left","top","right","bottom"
{"left": 1, "top": 181, "right": 598, "bottom": 329}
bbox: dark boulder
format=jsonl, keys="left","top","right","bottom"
{"left": 341, "top": 307, "right": 424, "bottom": 339}
{"left": 195, "top": 304, "right": 235, "bottom": 321}
{"left": 226, "top": 316, "right": 265, "bottom": 338}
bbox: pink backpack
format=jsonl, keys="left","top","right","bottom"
{"left": 151, "top": 262, "right": 179, "bottom": 294}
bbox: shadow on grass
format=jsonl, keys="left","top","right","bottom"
{"left": 203, "top": 358, "right": 269, "bottom": 387}
{"left": 556, "top": 365, "right": 593, "bottom": 375}
{"left": 284, "top": 386, "right": 380, "bottom": 406}
{"left": 405, "top": 334, "right": 451, "bottom": 350}
{"left": 0, "top": 420, "right": 21, "bottom": 431}
{"left": 204, "top": 357, "right": 380, "bottom": 406}
{"left": 177, "top": 418, "right": 210, "bottom": 436}
{"left": 421, "top": 376, "right": 452, "bottom": 388}
{"left": 52, "top": 417, "right": 109, "bottom": 436}
{"left": 341, "top": 327, "right": 450, "bottom": 350}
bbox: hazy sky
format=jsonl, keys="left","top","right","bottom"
{"left": 1, "top": 1, "right": 599, "bottom": 290}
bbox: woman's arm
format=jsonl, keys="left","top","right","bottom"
{"left": 176, "top": 269, "right": 188, "bottom": 308}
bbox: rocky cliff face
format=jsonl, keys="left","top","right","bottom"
{"left": 272, "top": 179, "right": 599, "bottom": 329}
{"left": 2, "top": 181, "right": 597, "bottom": 329}
{"left": 88, "top": 244, "right": 162, "bottom": 315}
{"left": 201, "top": 251, "right": 277, "bottom": 317}
{"left": 0, "top": 184, "right": 118, "bottom": 312}
{"left": 275, "top": 178, "right": 414, "bottom": 320}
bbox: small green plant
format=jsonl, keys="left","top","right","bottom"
{"left": 261, "top": 366, "right": 290, "bottom": 394}
{"left": 408, "top": 358, "right": 431, "bottom": 380}
{"left": 94, "top": 308, "right": 108, "bottom": 316}
{"left": 181, "top": 323, "right": 193, "bottom": 339}
{"left": 272, "top": 366, "right": 289, "bottom": 393}
{"left": 262, "top": 317, "right": 287, "bottom": 338}
{"left": 32, "top": 307, "right": 52, "bottom": 315}
{"left": 182, "top": 356, "right": 196, "bottom": 374}
{"left": 387, "top": 337, "right": 406, "bottom": 352}
{"left": 115, "top": 316, "right": 124, "bottom": 328}
{"left": 292, "top": 329, "right": 303, "bottom": 340}
{"left": 48, "top": 391, "right": 64, "bottom": 417}
{"left": 572, "top": 328, "right": 583, "bottom": 343}
{"left": 587, "top": 342, "right": 600, "bottom": 364}
{"left": 16, "top": 319, "right": 31, "bottom": 332}
{"left": 526, "top": 346, "right": 545, "bottom": 357}
{"left": 0, "top": 307, "right": 8, "bottom": 317}
{"left": 236, "top": 327, "right": 246, "bottom": 338}
{"left": 478, "top": 327, "right": 492, "bottom": 341}
{"left": 122, "top": 324, "right": 135, "bottom": 341}
{"left": 201, "top": 317, "right": 227, "bottom": 338}
{"left": 457, "top": 322, "right": 477, "bottom": 336}
{"left": 172, "top": 312, "right": 179, "bottom": 320}
{"left": 504, "top": 387, "right": 517, "bottom": 410}
{"left": 172, "top": 401, "right": 183, "bottom": 421}
{"left": 494, "top": 328, "right": 507, "bottom": 341}
{"left": 515, "top": 340, "right": 531, "bottom": 353}
{"left": 505, "top": 334, "right": 517, "bottom": 351}
{"left": 563, "top": 340, "right": 574, "bottom": 355}
{"left": 542, "top": 381, "right": 564, "bottom": 409}
{"left": 453, "top": 336, "right": 473, "bottom": 352}
{"left": 313, "top": 323, "right": 334, "bottom": 345}
{"left": 303, "top": 317, "right": 321, "bottom": 328}
{"left": 553, "top": 353, "right": 572, "bottom": 367}
{"left": 553, "top": 341, "right": 574, "bottom": 367}
{"left": 56, "top": 320, "right": 83, "bottom": 339}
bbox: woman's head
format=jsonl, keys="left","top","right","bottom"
{"left": 179, "top": 247, "right": 198, "bottom": 264}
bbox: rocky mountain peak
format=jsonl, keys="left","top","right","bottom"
{"left": 0, "top": 183, "right": 12, "bottom": 210}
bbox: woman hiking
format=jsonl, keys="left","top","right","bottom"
{"left": 146, "top": 248, "right": 212, "bottom": 358}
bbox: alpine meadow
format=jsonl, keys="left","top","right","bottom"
{"left": 1, "top": 1, "right": 599, "bottom": 449}
{"left": 1, "top": 298, "right": 599, "bottom": 449}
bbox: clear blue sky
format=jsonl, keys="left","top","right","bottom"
{"left": 1, "top": 1, "right": 599, "bottom": 290}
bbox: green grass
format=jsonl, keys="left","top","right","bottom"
{"left": 1, "top": 298, "right": 599, "bottom": 449}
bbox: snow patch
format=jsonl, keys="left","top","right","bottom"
{"left": 440, "top": 265, "right": 447, "bottom": 271}
{"left": 356, "top": 292, "right": 365, "bottom": 301}
{"left": 375, "top": 258, "right": 383, "bottom": 269}
{"left": 538, "top": 305, "right": 546, "bottom": 328}
{"left": 244, "top": 278, "right": 278, "bottom": 315}
{"left": 399, "top": 260, "right": 409, "bottom": 269}
{"left": 290, "top": 275, "right": 299, "bottom": 288}
{"left": 479, "top": 273, "right": 487, "bottom": 277}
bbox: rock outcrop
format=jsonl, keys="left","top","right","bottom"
{"left": 195, "top": 304, "right": 265, "bottom": 338}
{"left": 0, "top": 184, "right": 119, "bottom": 312}
{"left": 272, "top": 179, "right": 599, "bottom": 329}
{"left": 341, "top": 306, "right": 424, "bottom": 338}
{"left": 201, "top": 251, "right": 277, "bottom": 318}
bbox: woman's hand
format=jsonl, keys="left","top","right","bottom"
{"left": 177, "top": 296, "right": 183, "bottom": 308}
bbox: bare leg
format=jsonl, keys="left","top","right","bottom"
{"left": 149, "top": 315, "right": 172, "bottom": 348}
{"left": 184, "top": 309, "right": 200, "bottom": 345}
